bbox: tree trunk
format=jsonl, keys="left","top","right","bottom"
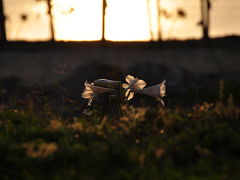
{"left": 47, "top": 0, "right": 55, "bottom": 41}
{"left": 147, "top": 0, "right": 153, "bottom": 41}
{"left": 0, "top": 0, "right": 6, "bottom": 42}
{"left": 156, "top": 0, "right": 161, "bottom": 41}
{"left": 201, "top": 0, "right": 210, "bottom": 40}
{"left": 102, "top": 0, "right": 107, "bottom": 41}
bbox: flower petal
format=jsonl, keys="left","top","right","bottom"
{"left": 136, "top": 80, "right": 166, "bottom": 104}
{"left": 136, "top": 84, "right": 160, "bottom": 98}
{"left": 126, "top": 75, "right": 135, "bottom": 84}
{"left": 125, "top": 89, "right": 131, "bottom": 97}
{"left": 82, "top": 91, "right": 92, "bottom": 99}
{"left": 127, "top": 91, "right": 135, "bottom": 101}
{"left": 122, "top": 83, "right": 129, "bottom": 89}
{"left": 84, "top": 81, "right": 91, "bottom": 87}
{"left": 82, "top": 82, "right": 94, "bottom": 99}
{"left": 135, "top": 79, "right": 146, "bottom": 89}
{"left": 160, "top": 80, "right": 166, "bottom": 97}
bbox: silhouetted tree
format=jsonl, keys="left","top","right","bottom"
{"left": 0, "top": 0, "right": 6, "bottom": 42}
{"left": 102, "top": 0, "right": 107, "bottom": 41}
{"left": 162, "top": 8, "right": 187, "bottom": 39}
{"left": 47, "top": 0, "right": 55, "bottom": 41}
{"left": 156, "top": 0, "right": 161, "bottom": 41}
{"left": 147, "top": 0, "right": 153, "bottom": 41}
{"left": 201, "top": 0, "right": 211, "bottom": 40}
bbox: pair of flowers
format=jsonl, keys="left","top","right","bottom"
{"left": 82, "top": 75, "right": 166, "bottom": 106}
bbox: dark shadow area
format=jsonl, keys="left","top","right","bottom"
{"left": 0, "top": 36, "right": 240, "bottom": 51}
{"left": 1, "top": 38, "right": 240, "bottom": 180}
{"left": 1, "top": 61, "right": 239, "bottom": 112}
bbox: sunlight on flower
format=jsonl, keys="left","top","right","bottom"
{"left": 82, "top": 81, "right": 116, "bottom": 106}
{"left": 137, "top": 80, "right": 166, "bottom": 106}
{"left": 122, "top": 75, "right": 146, "bottom": 101}
{"left": 82, "top": 81, "right": 94, "bottom": 106}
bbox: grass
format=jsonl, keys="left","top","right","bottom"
{"left": 0, "top": 79, "right": 240, "bottom": 180}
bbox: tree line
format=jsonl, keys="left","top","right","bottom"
{"left": 0, "top": 0, "right": 210, "bottom": 43}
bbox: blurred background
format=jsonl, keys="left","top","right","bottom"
{"left": 0, "top": 0, "right": 239, "bottom": 100}
{"left": 1, "top": 0, "right": 240, "bottom": 41}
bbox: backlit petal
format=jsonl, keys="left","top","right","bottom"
{"left": 160, "top": 80, "right": 166, "bottom": 97}
{"left": 135, "top": 79, "right": 146, "bottom": 89}
{"left": 82, "top": 92, "right": 92, "bottom": 99}
{"left": 84, "top": 81, "right": 91, "bottom": 87}
{"left": 125, "top": 89, "right": 131, "bottom": 97}
{"left": 122, "top": 83, "right": 129, "bottom": 89}
{"left": 127, "top": 92, "right": 134, "bottom": 101}
{"left": 126, "top": 75, "right": 135, "bottom": 84}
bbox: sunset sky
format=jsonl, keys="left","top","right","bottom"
{"left": 3, "top": 0, "right": 240, "bottom": 41}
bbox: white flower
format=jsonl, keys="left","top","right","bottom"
{"left": 82, "top": 81, "right": 115, "bottom": 106}
{"left": 122, "top": 75, "right": 146, "bottom": 101}
{"left": 137, "top": 80, "right": 166, "bottom": 106}
{"left": 94, "top": 79, "right": 122, "bottom": 89}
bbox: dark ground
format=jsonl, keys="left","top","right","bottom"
{"left": 0, "top": 36, "right": 240, "bottom": 179}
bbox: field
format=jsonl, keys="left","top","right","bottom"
{"left": 0, "top": 75, "right": 239, "bottom": 180}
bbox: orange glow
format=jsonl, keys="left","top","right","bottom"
{"left": 52, "top": 0, "right": 151, "bottom": 41}
{"left": 3, "top": 0, "right": 240, "bottom": 41}
{"left": 105, "top": 0, "right": 151, "bottom": 41}
{"left": 52, "top": 0, "right": 102, "bottom": 41}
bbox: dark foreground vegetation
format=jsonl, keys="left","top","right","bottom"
{"left": 0, "top": 76, "right": 240, "bottom": 180}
